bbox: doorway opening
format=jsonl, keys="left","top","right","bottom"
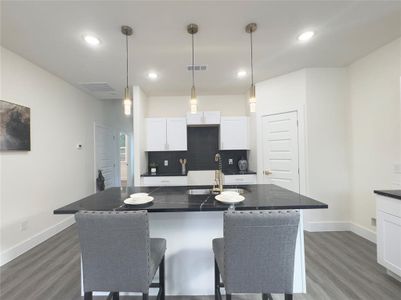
{"left": 119, "top": 132, "right": 128, "bottom": 188}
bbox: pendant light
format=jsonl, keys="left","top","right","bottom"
{"left": 121, "top": 25, "right": 133, "bottom": 116}
{"left": 187, "top": 23, "right": 198, "bottom": 114}
{"left": 246, "top": 23, "right": 257, "bottom": 113}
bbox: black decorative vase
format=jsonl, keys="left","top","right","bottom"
{"left": 96, "top": 170, "right": 105, "bottom": 191}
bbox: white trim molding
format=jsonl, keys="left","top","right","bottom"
{"left": 304, "top": 221, "right": 376, "bottom": 244}
{"left": 0, "top": 216, "right": 75, "bottom": 266}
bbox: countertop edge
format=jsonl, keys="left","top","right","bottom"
{"left": 374, "top": 190, "right": 401, "bottom": 200}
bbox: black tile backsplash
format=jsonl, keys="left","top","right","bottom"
{"left": 146, "top": 126, "right": 248, "bottom": 175}
{"left": 187, "top": 126, "right": 219, "bottom": 171}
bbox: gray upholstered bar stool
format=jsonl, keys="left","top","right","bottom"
{"left": 213, "top": 210, "right": 300, "bottom": 300}
{"left": 75, "top": 210, "right": 166, "bottom": 300}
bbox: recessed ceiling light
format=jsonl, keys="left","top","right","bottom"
{"left": 83, "top": 35, "right": 100, "bottom": 46}
{"left": 148, "top": 72, "right": 158, "bottom": 80}
{"left": 237, "top": 70, "right": 247, "bottom": 78}
{"left": 298, "top": 31, "right": 315, "bottom": 42}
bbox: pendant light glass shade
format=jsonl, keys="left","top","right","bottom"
{"left": 123, "top": 87, "right": 131, "bottom": 116}
{"left": 249, "top": 84, "right": 256, "bottom": 113}
{"left": 190, "top": 85, "right": 197, "bottom": 113}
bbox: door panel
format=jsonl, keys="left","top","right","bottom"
{"left": 262, "top": 112, "right": 300, "bottom": 193}
{"left": 95, "top": 124, "right": 117, "bottom": 189}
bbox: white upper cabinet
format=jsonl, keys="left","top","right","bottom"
{"left": 166, "top": 118, "right": 187, "bottom": 151}
{"left": 220, "top": 116, "right": 249, "bottom": 150}
{"left": 186, "top": 111, "right": 220, "bottom": 125}
{"left": 146, "top": 118, "right": 167, "bottom": 151}
{"left": 146, "top": 118, "right": 187, "bottom": 151}
{"left": 203, "top": 111, "right": 221, "bottom": 124}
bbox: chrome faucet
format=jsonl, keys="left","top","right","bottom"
{"left": 212, "top": 153, "right": 223, "bottom": 194}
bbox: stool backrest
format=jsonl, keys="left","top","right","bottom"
{"left": 224, "top": 210, "right": 300, "bottom": 294}
{"left": 75, "top": 210, "right": 150, "bottom": 293}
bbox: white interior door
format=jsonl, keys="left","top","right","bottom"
{"left": 262, "top": 111, "right": 300, "bottom": 193}
{"left": 95, "top": 123, "right": 117, "bottom": 190}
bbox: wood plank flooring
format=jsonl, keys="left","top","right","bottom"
{"left": 1, "top": 226, "right": 400, "bottom": 299}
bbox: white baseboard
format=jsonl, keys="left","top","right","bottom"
{"left": 0, "top": 216, "right": 75, "bottom": 267}
{"left": 349, "top": 222, "right": 376, "bottom": 243}
{"left": 304, "top": 221, "right": 350, "bottom": 232}
{"left": 305, "top": 221, "right": 376, "bottom": 244}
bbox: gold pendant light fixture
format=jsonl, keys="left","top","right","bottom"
{"left": 121, "top": 25, "right": 133, "bottom": 116}
{"left": 246, "top": 23, "right": 257, "bottom": 113}
{"left": 187, "top": 23, "right": 199, "bottom": 114}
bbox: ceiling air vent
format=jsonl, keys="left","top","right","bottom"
{"left": 187, "top": 65, "right": 207, "bottom": 71}
{"left": 79, "top": 82, "right": 115, "bottom": 92}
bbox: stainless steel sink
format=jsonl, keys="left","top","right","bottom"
{"left": 187, "top": 188, "right": 245, "bottom": 195}
{"left": 187, "top": 188, "right": 212, "bottom": 195}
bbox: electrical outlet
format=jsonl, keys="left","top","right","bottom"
{"left": 371, "top": 217, "right": 376, "bottom": 227}
{"left": 20, "top": 221, "right": 28, "bottom": 232}
{"left": 164, "top": 160, "right": 168, "bottom": 166}
{"left": 228, "top": 159, "right": 233, "bottom": 165}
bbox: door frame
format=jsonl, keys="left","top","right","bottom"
{"left": 257, "top": 105, "right": 308, "bottom": 196}
{"left": 93, "top": 122, "right": 119, "bottom": 192}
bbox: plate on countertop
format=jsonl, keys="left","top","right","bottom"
{"left": 215, "top": 194, "right": 245, "bottom": 204}
{"left": 130, "top": 192, "right": 149, "bottom": 198}
{"left": 124, "top": 196, "right": 154, "bottom": 205}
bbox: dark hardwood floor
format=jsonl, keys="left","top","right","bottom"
{"left": 1, "top": 226, "right": 400, "bottom": 299}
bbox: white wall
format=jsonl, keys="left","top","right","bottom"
{"left": 133, "top": 86, "right": 148, "bottom": 186}
{"left": 146, "top": 94, "right": 248, "bottom": 117}
{"left": 255, "top": 68, "right": 351, "bottom": 229}
{"left": 0, "top": 47, "right": 105, "bottom": 265}
{"left": 348, "top": 38, "right": 401, "bottom": 233}
{"left": 305, "top": 68, "right": 351, "bottom": 226}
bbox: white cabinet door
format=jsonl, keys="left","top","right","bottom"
{"left": 186, "top": 112, "right": 203, "bottom": 125}
{"left": 146, "top": 118, "right": 167, "bottom": 151}
{"left": 187, "top": 111, "right": 221, "bottom": 125}
{"left": 377, "top": 211, "right": 401, "bottom": 277}
{"left": 203, "top": 111, "right": 220, "bottom": 125}
{"left": 224, "top": 174, "right": 257, "bottom": 185}
{"left": 220, "top": 117, "right": 249, "bottom": 150}
{"left": 142, "top": 176, "right": 188, "bottom": 186}
{"left": 167, "top": 118, "right": 187, "bottom": 151}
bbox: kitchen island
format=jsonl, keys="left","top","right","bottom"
{"left": 54, "top": 184, "right": 327, "bottom": 296}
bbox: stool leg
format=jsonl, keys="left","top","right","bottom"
{"left": 159, "top": 256, "right": 165, "bottom": 300}
{"left": 84, "top": 292, "right": 92, "bottom": 300}
{"left": 285, "top": 294, "right": 293, "bottom": 300}
{"left": 215, "top": 260, "right": 221, "bottom": 300}
{"left": 143, "top": 293, "right": 149, "bottom": 300}
{"left": 112, "top": 292, "right": 119, "bottom": 300}
{"left": 226, "top": 294, "right": 232, "bottom": 300}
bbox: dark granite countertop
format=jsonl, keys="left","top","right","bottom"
{"left": 141, "top": 172, "right": 187, "bottom": 177}
{"left": 141, "top": 170, "right": 256, "bottom": 177}
{"left": 374, "top": 190, "right": 401, "bottom": 200}
{"left": 223, "top": 170, "right": 257, "bottom": 175}
{"left": 54, "top": 184, "right": 328, "bottom": 214}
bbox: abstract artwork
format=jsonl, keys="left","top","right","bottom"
{"left": 0, "top": 100, "right": 31, "bottom": 151}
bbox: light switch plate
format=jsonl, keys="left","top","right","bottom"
{"left": 164, "top": 160, "right": 168, "bottom": 166}
{"left": 228, "top": 159, "right": 233, "bottom": 165}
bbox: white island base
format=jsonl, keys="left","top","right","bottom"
{"left": 85, "top": 211, "right": 306, "bottom": 296}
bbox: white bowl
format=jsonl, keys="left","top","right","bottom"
{"left": 124, "top": 196, "right": 154, "bottom": 205}
{"left": 220, "top": 191, "right": 239, "bottom": 199}
{"left": 130, "top": 192, "right": 149, "bottom": 199}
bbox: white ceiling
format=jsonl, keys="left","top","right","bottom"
{"left": 1, "top": 1, "right": 400, "bottom": 99}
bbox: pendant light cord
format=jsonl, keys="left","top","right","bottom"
{"left": 250, "top": 30, "right": 254, "bottom": 86}
{"left": 192, "top": 32, "right": 195, "bottom": 87}
{"left": 126, "top": 34, "right": 129, "bottom": 88}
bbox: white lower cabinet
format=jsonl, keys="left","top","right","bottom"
{"left": 224, "top": 174, "right": 257, "bottom": 185}
{"left": 142, "top": 176, "right": 188, "bottom": 187}
{"left": 376, "top": 194, "right": 401, "bottom": 279}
